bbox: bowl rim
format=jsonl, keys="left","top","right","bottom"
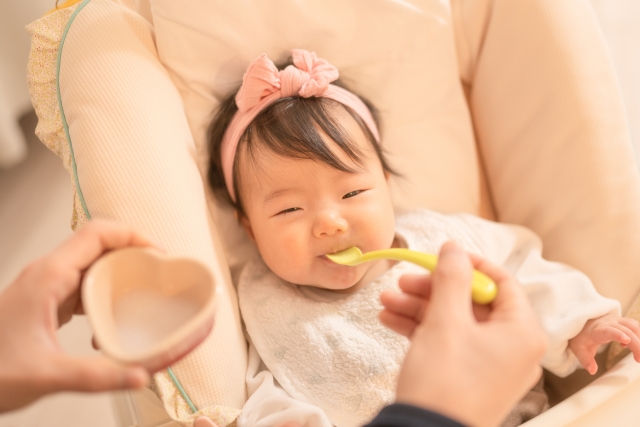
{"left": 81, "top": 247, "right": 219, "bottom": 365}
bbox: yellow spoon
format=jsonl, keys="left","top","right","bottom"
{"left": 326, "top": 247, "right": 497, "bottom": 304}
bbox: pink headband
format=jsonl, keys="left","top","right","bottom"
{"left": 220, "top": 49, "right": 380, "bottom": 202}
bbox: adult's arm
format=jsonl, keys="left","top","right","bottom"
{"left": 365, "top": 404, "right": 467, "bottom": 427}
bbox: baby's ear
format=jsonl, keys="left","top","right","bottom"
{"left": 239, "top": 214, "right": 256, "bottom": 242}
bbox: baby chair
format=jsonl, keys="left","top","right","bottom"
{"left": 27, "top": 0, "right": 640, "bottom": 426}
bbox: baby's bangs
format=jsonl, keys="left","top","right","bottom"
{"left": 242, "top": 97, "right": 366, "bottom": 173}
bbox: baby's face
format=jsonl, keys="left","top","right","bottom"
{"left": 238, "top": 111, "right": 396, "bottom": 291}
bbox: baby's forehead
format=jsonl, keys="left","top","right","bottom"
{"left": 239, "top": 149, "right": 369, "bottom": 198}
{"left": 248, "top": 150, "right": 360, "bottom": 183}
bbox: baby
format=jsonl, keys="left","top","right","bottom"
{"left": 207, "top": 50, "right": 640, "bottom": 427}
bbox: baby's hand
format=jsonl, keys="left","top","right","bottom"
{"left": 569, "top": 313, "right": 640, "bottom": 375}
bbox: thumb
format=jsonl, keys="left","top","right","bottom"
{"left": 429, "top": 241, "right": 474, "bottom": 322}
{"left": 52, "top": 355, "right": 149, "bottom": 393}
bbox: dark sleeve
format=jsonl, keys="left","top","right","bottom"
{"left": 364, "top": 404, "right": 469, "bottom": 427}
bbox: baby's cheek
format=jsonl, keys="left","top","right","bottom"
{"left": 261, "top": 231, "right": 307, "bottom": 279}
{"left": 366, "top": 205, "right": 395, "bottom": 249}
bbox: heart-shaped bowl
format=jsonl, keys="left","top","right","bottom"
{"left": 82, "top": 247, "right": 218, "bottom": 372}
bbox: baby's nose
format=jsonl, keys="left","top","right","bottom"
{"left": 313, "top": 210, "right": 348, "bottom": 237}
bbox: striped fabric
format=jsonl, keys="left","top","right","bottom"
{"left": 28, "top": 0, "right": 247, "bottom": 425}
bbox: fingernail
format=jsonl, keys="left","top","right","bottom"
{"left": 441, "top": 240, "right": 461, "bottom": 255}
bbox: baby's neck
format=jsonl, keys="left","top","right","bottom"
{"left": 333, "top": 235, "right": 405, "bottom": 294}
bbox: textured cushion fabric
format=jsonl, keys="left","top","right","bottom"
{"left": 37, "top": 0, "right": 247, "bottom": 420}
{"left": 452, "top": 0, "right": 640, "bottom": 311}
{"left": 149, "top": 0, "right": 483, "bottom": 275}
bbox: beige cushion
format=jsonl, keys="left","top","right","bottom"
{"left": 28, "top": 0, "right": 246, "bottom": 422}
{"left": 453, "top": 0, "right": 640, "bottom": 374}
{"left": 452, "top": 0, "right": 640, "bottom": 310}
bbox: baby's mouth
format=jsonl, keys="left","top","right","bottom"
{"left": 323, "top": 247, "right": 350, "bottom": 258}
{"left": 320, "top": 247, "right": 354, "bottom": 264}
{"left": 319, "top": 254, "right": 349, "bottom": 268}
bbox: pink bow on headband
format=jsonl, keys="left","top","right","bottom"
{"left": 236, "top": 49, "right": 340, "bottom": 111}
{"left": 221, "top": 49, "right": 380, "bottom": 202}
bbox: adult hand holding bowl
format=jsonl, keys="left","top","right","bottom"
{"left": 82, "top": 247, "right": 218, "bottom": 373}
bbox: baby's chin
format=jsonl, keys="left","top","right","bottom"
{"left": 283, "top": 265, "right": 367, "bottom": 292}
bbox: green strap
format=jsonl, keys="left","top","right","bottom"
{"left": 56, "top": 0, "right": 93, "bottom": 220}
{"left": 167, "top": 367, "right": 198, "bottom": 413}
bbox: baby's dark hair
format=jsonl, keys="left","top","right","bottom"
{"left": 207, "top": 61, "right": 396, "bottom": 218}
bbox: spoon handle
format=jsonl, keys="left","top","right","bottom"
{"left": 360, "top": 248, "right": 438, "bottom": 270}
{"left": 361, "top": 248, "right": 497, "bottom": 304}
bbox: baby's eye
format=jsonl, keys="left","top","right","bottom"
{"left": 343, "top": 190, "right": 364, "bottom": 199}
{"left": 278, "top": 207, "right": 301, "bottom": 215}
